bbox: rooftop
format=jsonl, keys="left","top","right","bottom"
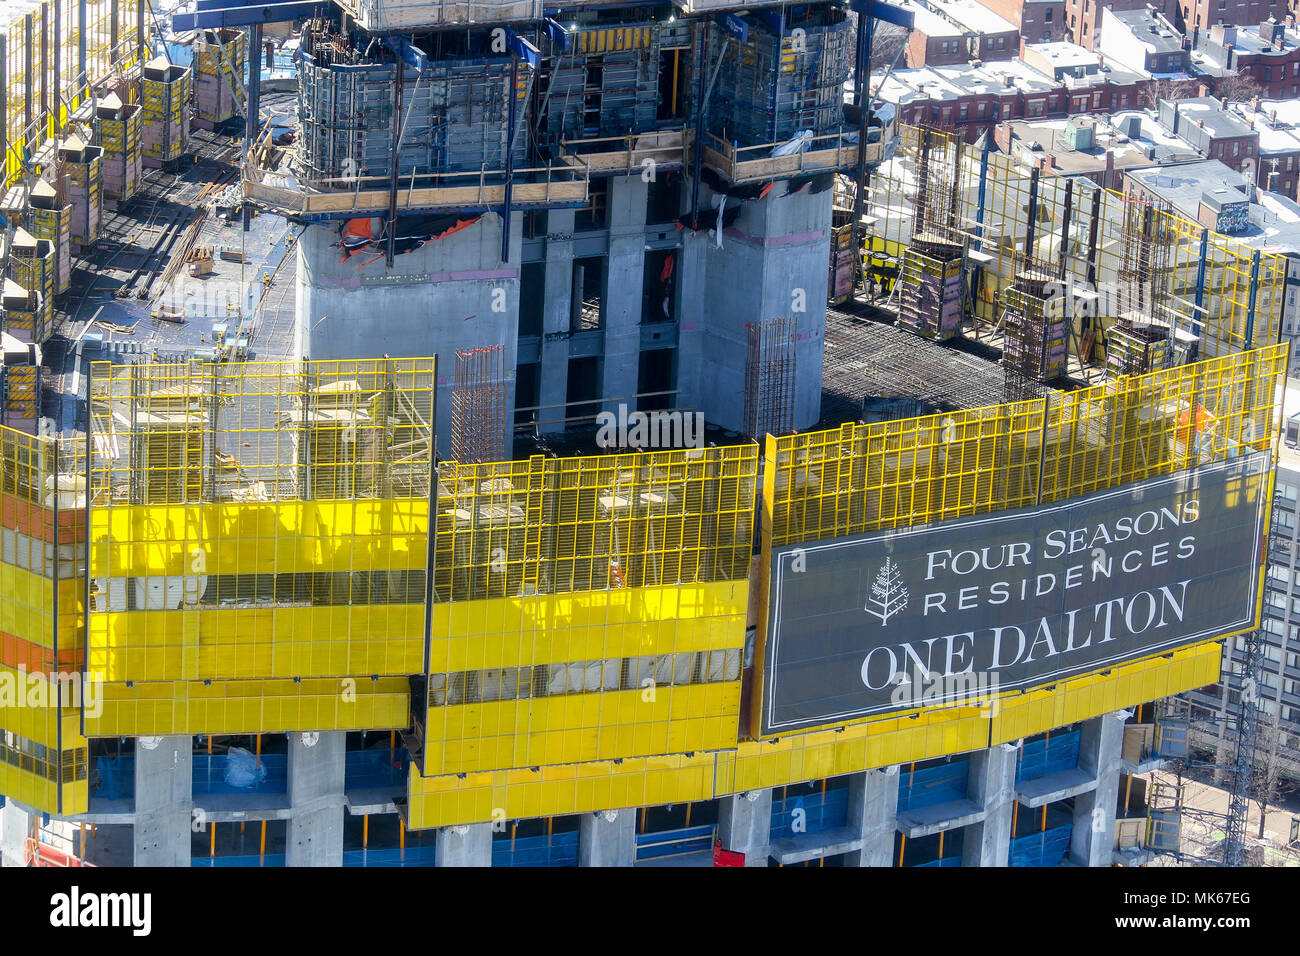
{"left": 1105, "top": 7, "right": 1186, "bottom": 55}
{"left": 1028, "top": 41, "right": 1102, "bottom": 71}
{"left": 1127, "top": 159, "right": 1300, "bottom": 255}
{"left": 1228, "top": 101, "right": 1300, "bottom": 155}
{"left": 1001, "top": 112, "right": 1201, "bottom": 173}
{"left": 1165, "top": 96, "right": 1256, "bottom": 139}
{"left": 922, "top": 0, "right": 1017, "bottom": 37}
{"left": 895, "top": 0, "right": 964, "bottom": 38}
{"left": 872, "top": 59, "right": 1060, "bottom": 105}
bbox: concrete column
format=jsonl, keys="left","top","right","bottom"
{"left": 962, "top": 743, "right": 1018, "bottom": 867}
{"left": 286, "top": 730, "right": 345, "bottom": 867}
{"left": 578, "top": 809, "right": 636, "bottom": 866}
{"left": 1069, "top": 710, "right": 1127, "bottom": 867}
{"left": 538, "top": 209, "right": 575, "bottom": 434}
{"left": 844, "top": 766, "right": 900, "bottom": 867}
{"left": 436, "top": 822, "right": 492, "bottom": 866}
{"left": 601, "top": 176, "right": 648, "bottom": 413}
{"left": 716, "top": 788, "right": 772, "bottom": 866}
{"left": 677, "top": 184, "right": 831, "bottom": 432}
{"left": 133, "top": 735, "right": 192, "bottom": 866}
{"left": 0, "top": 801, "right": 32, "bottom": 867}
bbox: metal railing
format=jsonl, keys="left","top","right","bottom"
{"left": 700, "top": 128, "right": 876, "bottom": 184}
{"left": 244, "top": 125, "right": 590, "bottom": 215}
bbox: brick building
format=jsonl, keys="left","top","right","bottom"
{"left": 969, "top": 0, "right": 1069, "bottom": 45}
{"left": 1156, "top": 95, "right": 1263, "bottom": 176}
{"left": 873, "top": 50, "right": 1152, "bottom": 140}
{"left": 1098, "top": 6, "right": 1194, "bottom": 73}
{"left": 1192, "top": 19, "right": 1300, "bottom": 99}
{"left": 1232, "top": 99, "right": 1300, "bottom": 197}
{"left": 994, "top": 110, "right": 1200, "bottom": 186}
{"left": 1060, "top": 0, "right": 1153, "bottom": 50}
{"left": 1172, "top": 0, "right": 1289, "bottom": 32}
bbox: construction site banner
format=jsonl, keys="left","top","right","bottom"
{"left": 761, "top": 451, "right": 1271, "bottom": 735}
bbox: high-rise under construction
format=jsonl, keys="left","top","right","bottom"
{"left": 0, "top": 0, "right": 1288, "bottom": 867}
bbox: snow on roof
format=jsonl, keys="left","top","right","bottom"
{"left": 923, "top": 0, "right": 1017, "bottom": 37}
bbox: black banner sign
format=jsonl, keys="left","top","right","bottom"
{"left": 762, "top": 452, "right": 1271, "bottom": 735}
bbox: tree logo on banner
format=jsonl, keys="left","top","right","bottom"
{"left": 864, "top": 557, "right": 909, "bottom": 626}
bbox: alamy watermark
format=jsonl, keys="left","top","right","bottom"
{"left": 0, "top": 668, "right": 103, "bottom": 718}
{"left": 595, "top": 403, "right": 704, "bottom": 450}
{"left": 888, "top": 666, "right": 1002, "bottom": 716}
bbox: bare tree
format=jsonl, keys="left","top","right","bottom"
{"left": 870, "top": 23, "right": 908, "bottom": 72}
{"left": 1215, "top": 72, "right": 1265, "bottom": 106}
{"left": 1143, "top": 78, "right": 1200, "bottom": 111}
{"left": 1252, "top": 719, "right": 1289, "bottom": 839}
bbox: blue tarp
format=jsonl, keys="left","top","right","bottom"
{"left": 770, "top": 788, "right": 850, "bottom": 840}
{"left": 491, "top": 831, "right": 578, "bottom": 867}
{"left": 343, "top": 748, "right": 409, "bottom": 790}
{"left": 192, "top": 753, "right": 288, "bottom": 795}
{"left": 635, "top": 824, "right": 715, "bottom": 862}
{"left": 93, "top": 755, "right": 136, "bottom": 801}
{"left": 897, "top": 761, "right": 969, "bottom": 812}
{"left": 1016, "top": 730, "right": 1081, "bottom": 783}
{"left": 1009, "top": 824, "right": 1073, "bottom": 867}
{"left": 343, "top": 845, "right": 438, "bottom": 867}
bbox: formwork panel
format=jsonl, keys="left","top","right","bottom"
{"left": 141, "top": 60, "right": 192, "bottom": 165}
{"left": 862, "top": 125, "right": 1287, "bottom": 355}
{"left": 405, "top": 751, "right": 716, "bottom": 830}
{"left": 697, "top": 8, "right": 853, "bottom": 149}
{"left": 97, "top": 99, "right": 143, "bottom": 202}
{"left": 84, "top": 677, "right": 412, "bottom": 736}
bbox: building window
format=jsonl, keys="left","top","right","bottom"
{"left": 1071, "top": 14, "right": 1076, "bottom": 27}
{"left": 1120, "top": 92, "right": 1129, "bottom": 106}
{"left": 1083, "top": 21, "right": 1088, "bottom": 35}
{"left": 998, "top": 36, "right": 1006, "bottom": 49}
{"left": 960, "top": 103, "right": 969, "bottom": 120}
{"left": 1046, "top": 8, "right": 1053, "bottom": 22}
{"left": 978, "top": 101, "right": 987, "bottom": 117}
{"left": 1028, "top": 98, "right": 1045, "bottom": 117}
{"left": 1093, "top": 91, "right": 1102, "bottom": 107}
{"left": 1234, "top": 142, "right": 1240, "bottom": 156}
{"left": 1289, "top": 157, "right": 1295, "bottom": 171}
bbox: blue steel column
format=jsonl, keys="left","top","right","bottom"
{"left": 1193, "top": 227, "right": 1208, "bottom": 341}
{"left": 243, "top": 22, "right": 262, "bottom": 231}
{"left": 969, "top": 145, "right": 989, "bottom": 315}
{"left": 1245, "top": 248, "right": 1262, "bottom": 349}
{"left": 79, "top": 0, "right": 87, "bottom": 88}
{"left": 501, "top": 54, "right": 518, "bottom": 264}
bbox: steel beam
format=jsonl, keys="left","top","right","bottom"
{"left": 173, "top": 2, "right": 332, "bottom": 31}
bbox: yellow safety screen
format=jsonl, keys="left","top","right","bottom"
{"left": 4, "top": 0, "right": 143, "bottom": 184}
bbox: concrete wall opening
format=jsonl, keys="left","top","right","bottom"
{"left": 519, "top": 261, "right": 545, "bottom": 337}
{"left": 638, "top": 350, "right": 675, "bottom": 412}
{"left": 566, "top": 356, "right": 604, "bottom": 423}
{"left": 571, "top": 256, "right": 605, "bottom": 331}
{"left": 643, "top": 249, "right": 676, "bottom": 324}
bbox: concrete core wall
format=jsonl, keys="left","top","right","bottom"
{"left": 677, "top": 181, "right": 831, "bottom": 432}
{"left": 297, "top": 212, "right": 521, "bottom": 446}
